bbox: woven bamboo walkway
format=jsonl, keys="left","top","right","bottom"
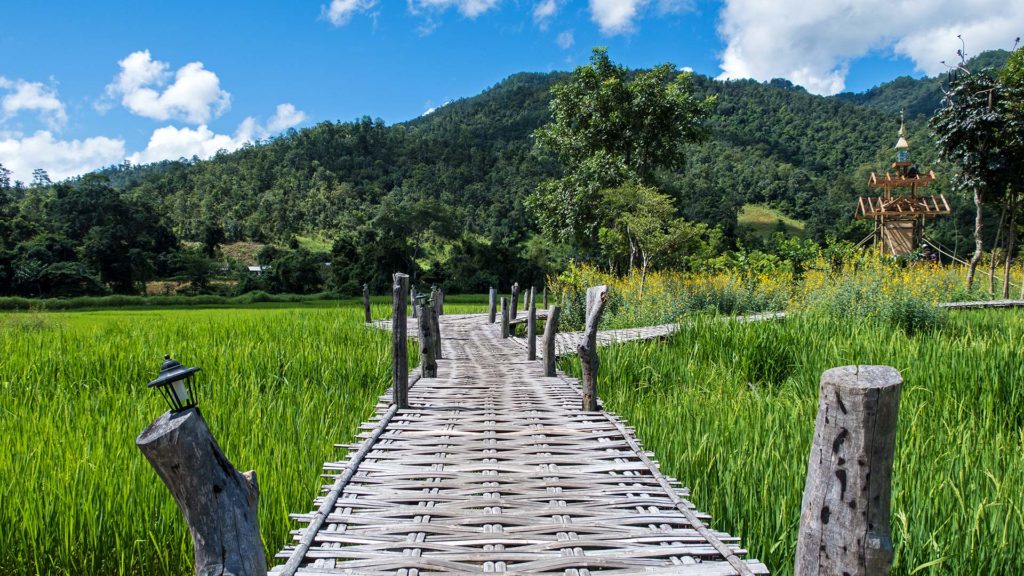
{"left": 273, "top": 312, "right": 768, "bottom": 575}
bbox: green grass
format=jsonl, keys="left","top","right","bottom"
{"left": 0, "top": 298, "right": 485, "bottom": 575}
{"left": 738, "top": 203, "right": 806, "bottom": 240}
{"left": 3, "top": 297, "right": 1019, "bottom": 575}
{"left": 561, "top": 309, "right": 1024, "bottom": 575}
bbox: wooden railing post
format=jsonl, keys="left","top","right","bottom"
{"left": 500, "top": 297, "right": 510, "bottom": 338}
{"left": 795, "top": 365, "right": 902, "bottom": 576}
{"left": 579, "top": 285, "right": 608, "bottom": 411}
{"left": 526, "top": 292, "right": 537, "bottom": 360}
{"left": 416, "top": 300, "right": 437, "bottom": 378}
{"left": 543, "top": 286, "right": 548, "bottom": 309}
{"left": 436, "top": 287, "right": 444, "bottom": 316}
{"left": 542, "top": 306, "right": 560, "bottom": 376}
{"left": 510, "top": 282, "right": 520, "bottom": 320}
{"left": 392, "top": 273, "right": 409, "bottom": 408}
{"left": 411, "top": 286, "right": 419, "bottom": 318}
{"left": 137, "top": 404, "right": 267, "bottom": 576}
{"left": 488, "top": 286, "right": 497, "bottom": 323}
{"left": 363, "top": 283, "right": 372, "bottom": 323}
{"left": 429, "top": 297, "right": 443, "bottom": 360}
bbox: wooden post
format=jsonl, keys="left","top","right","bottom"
{"left": 416, "top": 302, "right": 437, "bottom": 377}
{"left": 579, "top": 285, "right": 608, "bottom": 411}
{"left": 429, "top": 302, "right": 443, "bottom": 360}
{"left": 510, "top": 282, "right": 519, "bottom": 320}
{"left": 436, "top": 287, "right": 444, "bottom": 316}
{"left": 411, "top": 286, "right": 419, "bottom": 318}
{"left": 488, "top": 287, "right": 497, "bottom": 324}
{"left": 527, "top": 292, "right": 537, "bottom": 360}
{"left": 794, "top": 365, "right": 902, "bottom": 576}
{"left": 543, "top": 286, "right": 548, "bottom": 309}
{"left": 137, "top": 408, "right": 267, "bottom": 576}
{"left": 392, "top": 273, "right": 409, "bottom": 408}
{"left": 363, "top": 283, "right": 372, "bottom": 323}
{"left": 500, "top": 297, "right": 510, "bottom": 338}
{"left": 542, "top": 306, "right": 561, "bottom": 377}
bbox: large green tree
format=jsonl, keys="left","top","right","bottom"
{"left": 528, "top": 48, "right": 714, "bottom": 250}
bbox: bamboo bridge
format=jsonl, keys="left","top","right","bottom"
{"left": 271, "top": 305, "right": 769, "bottom": 575}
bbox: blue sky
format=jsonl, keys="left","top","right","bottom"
{"left": 1, "top": 0, "right": 1019, "bottom": 182}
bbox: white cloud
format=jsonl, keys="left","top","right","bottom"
{"left": 105, "top": 50, "right": 231, "bottom": 124}
{"left": 533, "top": 0, "right": 560, "bottom": 28}
{"left": 717, "top": 0, "right": 1024, "bottom": 95}
{"left": 128, "top": 103, "right": 307, "bottom": 165}
{"left": 0, "top": 131, "right": 125, "bottom": 182}
{"left": 589, "top": 0, "right": 648, "bottom": 35}
{"left": 556, "top": 30, "right": 575, "bottom": 50}
{"left": 323, "top": 0, "right": 379, "bottom": 26}
{"left": 422, "top": 99, "right": 451, "bottom": 115}
{"left": 265, "top": 103, "right": 307, "bottom": 134}
{"left": 408, "top": 0, "right": 500, "bottom": 18}
{"left": 657, "top": 0, "right": 693, "bottom": 14}
{"left": 0, "top": 77, "right": 67, "bottom": 130}
{"left": 127, "top": 124, "right": 247, "bottom": 164}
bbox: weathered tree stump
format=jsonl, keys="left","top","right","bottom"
{"left": 137, "top": 408, "right": 267, "bottom": 576}
{"left": 500, "top": 297, "right": 510, "bottom": 338}
{"left": 579, "top": 285, "right": 608, "bottom": 412}
{"left": 416, "top": 302, "right": 437, "bottom": 377}
{"left": 794, "top": 365, "right": 902, "bottom": 576}
{"left": 362, "top": 283, "right": 371, "bottom": 323}
{"left": 488, "top": 286, "right": 497, "bottom": 324}
{"left": 527, "top": 292, "right": 537, "bottom": 360}
{"left": 542, "top": 306, "right": 560, "bottom": 376}
{"left": 510, "top": 282, "right": 520, "bottom": 320}
{"left": 392, "top": 273, "right": 409, "bottom": 408}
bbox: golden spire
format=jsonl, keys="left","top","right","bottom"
{"left": 895, "top": 109, "right": 909, "bottom": 150}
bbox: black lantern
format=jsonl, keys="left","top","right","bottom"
{"left": 148, "top": 355, "right": 200, "bottom": 412}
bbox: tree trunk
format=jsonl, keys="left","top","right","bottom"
{"left": 579, "top": 285, "right": 609, "bottom": 412}
{"left": 1002, "top": 197, "right": 1018, "bottom": 299}
{"left": 989, "top": 206, "right": 1005, "bottom": 296}
{"left": 137, "top": 408, "right": 267, "bottom": 576}
{"left": 510, "top": 283, "right": 519, "bottom": 320}
{"left": 966, "top": 187, "right": 984, "bottom": 290}
{"left": 794, "top": 366, "right": 902, "bottom": 576}
{"left": 416, "top": 303, "right": 437, "bottom": 377}
{"left": 488, "top": 287, "right": 496, "bottom": 323}
{"left": 392, "top": 273, "right": 409, "bottom": 408}
{"left": 362, "top": 283, "right": 372, "bottom": 323}
{"left": 542, "top": 306, "right": 561, "bottom": 377}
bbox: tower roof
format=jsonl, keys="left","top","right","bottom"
{"left": 895, "top": 111, "right": 909, "bottom": 149}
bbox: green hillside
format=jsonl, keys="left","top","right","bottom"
{"left": 1, "top": 50, "right": 1009, "bottom": 297}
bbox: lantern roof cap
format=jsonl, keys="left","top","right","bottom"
{"left": 148, "top": 355, "right": 200, "bottom": 388}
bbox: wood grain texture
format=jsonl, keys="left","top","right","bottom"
{"left": 137, "top": 408, "right": 267, "bottom": 576}
{"left": 391, "top": 273, "right": 409, "bottom": 409}
{"left": 542, "top": 306, "right": 561, "bottom": 377}
{"left": 794, "top": 365, "right": 901, "bottom": 576}
{"left": 580, "top": 285, "right": 609, "bottom": 412}
{"left": 488, "top": 287, "right": 496, "bottom": 324}
{"left": 510, "top": 282, "right": 520, "bottom": 321}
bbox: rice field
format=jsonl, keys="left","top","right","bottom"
{"left": 561, "top": 309, "right": 1024, "bottom": 575}
{"left": 1, "top": 294, "right": 1022, "bottom": 575}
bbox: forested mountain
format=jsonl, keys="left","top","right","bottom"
{"left": 0, "top": 51, "right": 1007, "bottom": 297}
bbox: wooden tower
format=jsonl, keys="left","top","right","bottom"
{"left": 856, "top": 112, "right": 950, "bottom": 256}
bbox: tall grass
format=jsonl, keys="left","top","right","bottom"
{"left": 0, "top": 298, "right": 483, "bottom": 575}
{"left": 560, "top": 309, "right": 1024, "bottom": 575}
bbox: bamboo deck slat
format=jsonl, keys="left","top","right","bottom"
{"left": 274, "top": 313, "right": 768, "bottom": 575}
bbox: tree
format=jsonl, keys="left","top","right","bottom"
{"left": 528, "top": 47, "right": 714, "bottom": 249}
{"left": 599, "top": 183, "right": 716, "bottom": 297}
{"left": 931, "top": 61, "right": 1006, "bottom": 289}
{"left": 31, "top": 168, "right": 51, "bottom": 188}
